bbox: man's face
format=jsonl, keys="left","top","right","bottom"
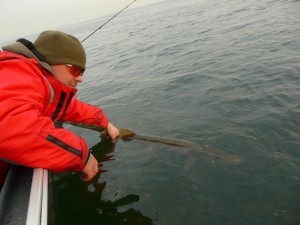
{"left": 51, "top": 64, "right": 83, "bottom": 88}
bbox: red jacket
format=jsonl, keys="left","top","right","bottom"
{"left": 0, "top": 51, "right": 108, "bottom": 172}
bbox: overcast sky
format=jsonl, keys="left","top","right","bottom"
{"left": 0, "top": 0, "right": 162, "bottom": 43}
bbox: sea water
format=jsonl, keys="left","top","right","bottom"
{"left": 50, "top": 0, "right": 300, "bottom": 224}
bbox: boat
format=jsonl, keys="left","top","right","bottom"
{"left": 0, "top": 165, "right": 48, "bottom": 225}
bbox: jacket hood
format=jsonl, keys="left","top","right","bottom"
{"left": 2, "top": 39, "right": 54, "bottom": 75}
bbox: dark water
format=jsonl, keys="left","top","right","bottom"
{"left": 50, "top": 0, "right": 300, "bottom": 224}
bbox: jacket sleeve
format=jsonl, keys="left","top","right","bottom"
{"left": 0, "top": 58, "right": 89, "bottom": 172}
{"left": 62, "top": 97, "right": 109, "bottom": 128}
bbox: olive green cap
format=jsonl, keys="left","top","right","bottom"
{"left": 34, "top": 30, "right": 86, "bottom": 70}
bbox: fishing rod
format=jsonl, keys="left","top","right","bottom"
{"left": 81, "top": 0, "right": 138, "bottom": 43}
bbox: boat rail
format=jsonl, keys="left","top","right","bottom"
{"left": 26, "top": 168, "right": 48, "bottom": 225}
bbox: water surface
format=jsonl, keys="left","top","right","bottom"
{"left": 51, "top": 0, "right": 300, "bottom": 224}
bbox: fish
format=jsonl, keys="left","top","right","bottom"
{"left": 116, "top": 128, "right": 243, "bottom": 165}
{"left": 65, "top": 122, "right": 242, "bottom": 165}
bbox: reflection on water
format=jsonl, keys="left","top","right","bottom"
{"left": 50, "top": 138, "right": 153, "bottom": 225}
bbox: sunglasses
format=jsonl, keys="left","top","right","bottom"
{"left": 66, "top": 64, "right": 84, "bottom": 77}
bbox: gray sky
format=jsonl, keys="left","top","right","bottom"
{"left": 0, "top": 0, "right": 161, "bottom": 43}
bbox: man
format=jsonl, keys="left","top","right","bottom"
{"left": 0, "top": 30, "right": 119, "bottom": 183}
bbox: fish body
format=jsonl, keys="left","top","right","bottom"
{"left": 119, "top": 128, "right": 242, "bottom": 164}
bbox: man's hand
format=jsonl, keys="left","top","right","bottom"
{"left": 106, "top": 122, "right": 120, "bottom": 142}
{"left": 81, "top": 154, "right": 99, "bottom": 181}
